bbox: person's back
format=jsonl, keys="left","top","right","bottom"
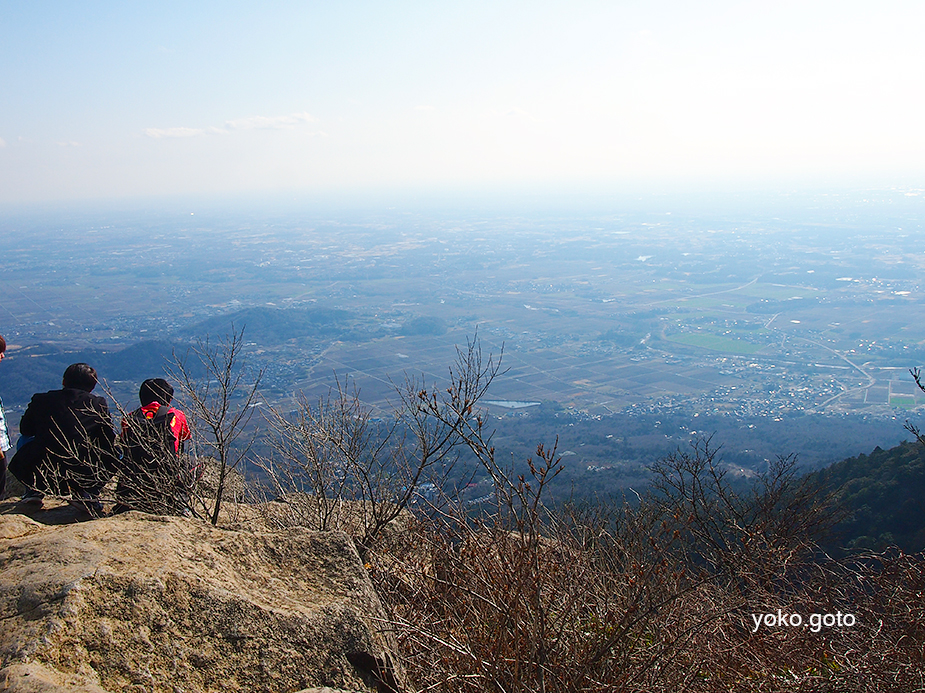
{"left": 115, "top": 378, "right": 193, "bottom": 515}
{"left": 24, "top": 388, "right": 109, "bottom": 461}
{"left": 11, "top": 363, "right": 117, "bottom": 513}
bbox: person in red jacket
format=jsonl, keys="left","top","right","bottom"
{"left": 124, "top": 378, "right": 191, "bottom": 451}
{"left": 114, "top": 378, "right": 194, "bottom": 515}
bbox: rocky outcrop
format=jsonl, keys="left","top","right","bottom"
{"left": 0, "top": 504, "right": 401, "bottom": 693}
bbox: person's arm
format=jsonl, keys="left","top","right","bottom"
{"left": 18, "top": 395, "right": 42, "bottom": 437}
{"left": 96, "top": 398, "right": 117, "bottom": 443}
{"left": 89, "top": 396, "right": 118, "bottom": 463}
{"left": 175, "top": 410, "right": 191, "bottom": 443}
{"left": 0, "top": 399, "right": 11, "bottom": 454}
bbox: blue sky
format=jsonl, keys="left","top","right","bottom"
{"left": 2, "top": 1, "right": 924, "bottom": 205}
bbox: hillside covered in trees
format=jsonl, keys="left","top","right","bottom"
{"left": 818, "top": 440, "right": 925, "bottom": 555}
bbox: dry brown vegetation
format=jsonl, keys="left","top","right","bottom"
{"left": 367, "top": 441, "right": 925, "bottom": 692}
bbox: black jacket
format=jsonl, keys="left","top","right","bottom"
{"left": 13, "top": 387, "right": 117, "bottom": 493}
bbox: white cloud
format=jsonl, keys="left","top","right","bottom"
{"left": 144, "top": 125, "right": 230, "bottom": 138}
{"left": 0, "top": 137, "right": 6, "bottom": 147}
{"left": 144, "top": 126, "right": 209, "bottom": 139}
{"left": 144, "top": 112, "right": 315, "bottom": 139}
{"left": 225, "top": 112, "right": 315, "bottom": 130}
{"left": 503, "top": 108, "right": 538, "bottom": 121}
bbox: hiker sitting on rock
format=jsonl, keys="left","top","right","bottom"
{"left": 113, "top": 378, "right": 195, "bottom": 516}
{"left": 112, "top": 378, "right": 195, "bottom": 515}
{"left": 10, "top": 363, "right": 118, "bottom": 516}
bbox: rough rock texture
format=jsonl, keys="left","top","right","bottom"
{"left": 0, "top": 504, "right": 400, "bottom": 693}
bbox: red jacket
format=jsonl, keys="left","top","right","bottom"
{"left": 121, "top": 401, "right": 191, "bottom": 454}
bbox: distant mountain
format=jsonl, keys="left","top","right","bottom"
{"left": 0, "top": 345, "right": 75, "bottom": 404}
{"left": 0, "top": 341, "right": 190, "bottom": 407}
{"left": 817, "top": 440, "right": 925, "bottom": 554}
{"left": 399, "top": 316, "right": 447, "bottom": 336}
{"left": 181, "top": 306, "right": 351, "bottom": 344}
{"left": 98, "top": 340, "right": 189, "bottom": 379}
{"left": 0, "top": 306, "right": 352, "bottom": 408}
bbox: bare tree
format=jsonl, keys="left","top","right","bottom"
{"left": 260, "top": 335, "right": 503, "bottom": 552}
{"left": 905, "top": 367, "right": 925, "bottom": 446}
{"left": 261, "top": 377, "right": 381, "bottom": 534}
{"left": 650, "top": 437, "right": 843, "bottom": 592}
{"left": 170, "top": 327, "right": 263, "bottom": 525}
{"left": 371, "top": 429, "right": 884, "bottom": 692}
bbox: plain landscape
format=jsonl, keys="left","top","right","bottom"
{"left": 1, "top": 188, "right": 923, "bottom": 497}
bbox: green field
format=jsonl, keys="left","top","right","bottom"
{"left": 665, "top": 332, "right": 767, "bottom": 355}
{"left": 736, "top": 283, "right": 822, "bottom": 300}
{"left": 678, "top": 296, "right": 754, "bottom": 310}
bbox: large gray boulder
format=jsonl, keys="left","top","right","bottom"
{"left": 0, "top": 507, "right": 400, "bottom": 693}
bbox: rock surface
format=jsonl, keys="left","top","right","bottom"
{"left": 0, "top": 503, "right": 399, "bottom": 693}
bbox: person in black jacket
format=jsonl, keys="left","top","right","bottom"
{"left": 11, "top": 363, "right": 118, "bottom": 515}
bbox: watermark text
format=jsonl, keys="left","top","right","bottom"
{"left": 750, "top": 610, "right": 856, "bottom": 634}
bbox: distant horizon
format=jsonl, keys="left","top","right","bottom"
{"left": 2, "top": 180, "right": 924, "bottom": 222}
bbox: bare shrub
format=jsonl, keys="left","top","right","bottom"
{"left": 169, "top": 327, "right": 262, "bottom": 525}
{"left": 369, "top": 431, "right": 923, "bottom": 692}
{"left": 371, "top": 438, "right": 722, "bottom": 692}
{"left": 258, "top": 336, "right": 502, "bottom": 552}
{"left": 649, "top": 437, "right": 844, "bottom": 594}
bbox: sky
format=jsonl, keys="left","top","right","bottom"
{"left": 2, "top": 1, "right": 924, "bottom": 206}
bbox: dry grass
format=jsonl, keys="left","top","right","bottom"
{"left": 367, "top": 443, "right": 925, "bottom": 693}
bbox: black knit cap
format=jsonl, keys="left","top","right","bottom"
{"left": 139, "top": 378, "right": 174, "bottom": 406}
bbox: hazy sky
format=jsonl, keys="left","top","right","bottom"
{"left": 2, "top": 1, "right": 924, "bottom": 205}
